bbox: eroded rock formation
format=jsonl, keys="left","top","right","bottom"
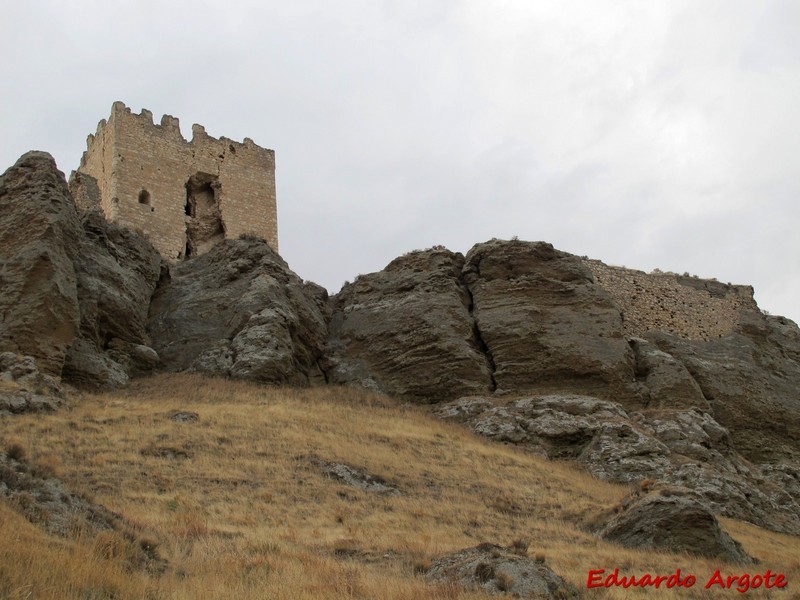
{"left": 324, "top": 248, "right": 492, "bottom": 401}
{"left": 0, "top": 152, "right": 165, "bottom": 389}
{"left": 595, "top": 489, "right": 755, "bottom": 564}
{"left": 436, "top": 394, "right": 800, "bottom": 535}
{"left": 0, "top": 152, "right": 82, "bottom": 376}
{"left": 427, "top": 543, "right": 578, "bottom": 598}
{"left": 147, "top": 237, "right": 329, "bottom": 385}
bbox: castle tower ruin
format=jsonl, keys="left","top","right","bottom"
{"left": 72, "top": 101, "right": 278, "bottom": 260}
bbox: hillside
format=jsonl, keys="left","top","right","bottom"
{"left": 1, "top": 374, "right": 798, "bottom": 599}
{"left": 2, "top": 149, "right": 800, "bottom": 597}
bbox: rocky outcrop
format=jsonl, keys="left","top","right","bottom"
{"left": 595, "top": 489, "right": 755, "bottom": 564}
{"left": 645, "top": 312, "right": 800, "bottom": 464}
{"left": 462, "top": 240, "right": 640, "bottom": 405}
{"left": 147, "top": 238, "right": 329, "bottom": 385}
{"left": 427, "top": 543, "right": 578, "bottom": 598}
{"left": 436, "top": 394, "right": 800, "bottom": 535}
{"left": 0, "top": 152, "right": 164, "bottom": 389}
{"left": 62, "top": 211, "right": 163, "bottom": 388}
{"left": 0, "top": 353, "right": 65, "bottom": 414}
{"left": 0, "top": 152, "right": 82, "bottom": 376}
{"left": 325, "top": 240, "right": 642, "bottom": 404}
{"left": 325, "top": 248, "right": 492, "bottom": 401}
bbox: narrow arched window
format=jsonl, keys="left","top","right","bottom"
{"left": 138, "top": 189, "right": 151, "bottom": 205}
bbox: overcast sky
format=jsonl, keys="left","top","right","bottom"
{"left": 2, "top": 1, "right": 798, "bottom": 322}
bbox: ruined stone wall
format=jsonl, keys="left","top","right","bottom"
{"left": 67, "top": 171, "right": 101, "bottom": 213}
{"left": 584, "top": 259, "right": 758, "bottom": 341}
{"left": 76, "top": 102, "right": 277, "bottom": 261}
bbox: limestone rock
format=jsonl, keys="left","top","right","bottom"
{"left": 147, "top": 238, "right": 329, "bottom": 385}
{"left": 462, "top": 240, "right": 640, "bottom": 405}
{"left": 427, "top": 543, "right": 578, "bottom": 598}
{"left": 596, "top": 489, "right": 755, "bottom": 564}
{"left": 0, "top": 152, "right": 82, "bottom": 376}
{"left": 325, "top": 248, "right": 492, "bottom": 402}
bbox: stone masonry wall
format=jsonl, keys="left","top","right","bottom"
{"left": 76, "top": 102, "right": 277, "bottom": 261}
{"left": 584, "top": 259, "right": 758, "bottom": 341}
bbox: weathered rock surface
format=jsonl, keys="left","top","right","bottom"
{"left": 325, "top": 248, "right": 492, "bottom": 401}
{"left": 0, "top": 152, "right": 82, "bottom": 376}
{"left": 147, "top": 238, "right": 329, "bottom": 385}
{"left": 325, "top": 240, "right": 644, "bottom": 404}
{"left": 310, "top": 456, "right": 400, "bottom": 495}
{"left": 645, "top": 312, "right": 800, "bottom": 464}
{"left": 463, "top": 240, "right": 640, "bottom": 405}
{"left": 63, "top": 210, "right": 163, "bottom": 388}
{"left": 437, "top": 394, "right": 800, "bottom": 535}
{"left": 0, "top": 152, "right": 164, "bottom": 389}
{"left": 0, "top": 353, "right": 65, "bottom": 413}
{"left": 629, "top": 337, "right": 709, "bottom": 410}
{"left": 427, "top": 543, "right": 578, "bottom": 598}
{"left": 595, "top": 489, "right": 755, "bottom": 564}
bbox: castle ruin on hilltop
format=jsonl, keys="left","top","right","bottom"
{"left": 71, "top": 101, "right": 277, "bottom": 260}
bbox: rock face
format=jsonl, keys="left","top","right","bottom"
{"left": 325, "top": 248, "right": 492, "bottom": 401}
{"left": 147, "top": 238, "right": 329, "bottom": 385}
{"left": 463, "top": 240, "right": 639, "bottom": 405}
{"left": 62, "top": 211, "right": 163, "bottom": 389}
{"left": 596, "top": 489, "right": 755, "bottom": 564}
{"left": 645, "top": 312, "right": 800, "bottom": 464}
{"left": 427, "top": 543, "right": 578, "bottom": 598}
{"left": 436, "top": 394, "right": 800, "bottom": 535}
{"left": 0, "top": 152, "right": 164, "bottom": 389}
{"left": 326, "top": 240, "right": 641, "bottom": 404}
{"left": 0, "top": 152, "right": 82, "bottom": 376}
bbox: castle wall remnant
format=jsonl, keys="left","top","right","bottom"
{"left": 584, "top": 259, "right": 758, "bottom": 341}
{"left": 73, "top": 101, "right": 277, "bottom": 260}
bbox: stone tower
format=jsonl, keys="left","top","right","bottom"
{"left": 72, "top": 101, "right": 277, "bottom": 260}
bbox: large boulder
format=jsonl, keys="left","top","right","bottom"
{"left": 147, "top": 237, "right": 329, "bottom": 385}
{"left": 462, "top": 240, "right": 640, "bottom": 405}
{"left": 595, "top": 489, "right": 755, "bottom": 564}
{"left": 324, "top": 248, "right": 492, "bottom": 401}
{"left": 427, "top": 543, "right": 578, "bottom": 598}
{"left": 0, "top": 152, "right": 82, "bottom": 376}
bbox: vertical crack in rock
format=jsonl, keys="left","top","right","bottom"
{"left": 461, "top": 276, "right": 497, "bottom": 392}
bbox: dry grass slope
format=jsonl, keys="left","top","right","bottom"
{"left": 1, "top": 374, "right": 798, "bottom": 599}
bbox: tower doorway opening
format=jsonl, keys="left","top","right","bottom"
{"left": 184, "top": 172, "right": 224, "bottom": 258}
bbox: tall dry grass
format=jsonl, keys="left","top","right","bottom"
{"left": 0, "top": 373, "right": 797, "bottom": 598}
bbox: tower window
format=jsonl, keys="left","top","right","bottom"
{"left": 138, "top": 189, "right": 151, "bottom": 205}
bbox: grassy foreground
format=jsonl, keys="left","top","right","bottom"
{"left": 1, "top": 374, "right": 798, "bottom": 599}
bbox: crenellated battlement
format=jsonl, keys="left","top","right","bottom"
{"left": 74, "top": 101, "right": 278, "bottom": 260}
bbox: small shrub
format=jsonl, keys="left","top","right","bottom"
{"left": 474, "top": 562, "right": 494, "bottom": 583}
{"left": 508, "top": 538, "right": 529, "bottom": 556}
{"left": 6, "top": 442, "right": 25, "bottom": 461}
{"left": 496, "top": 570, "right": 514, "bottom": 591}
{"left": 412, "top": 558, "right": 431, "bottom": 574}
{"left": 639, "top": 478, "right": 656, "bottom": 492}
